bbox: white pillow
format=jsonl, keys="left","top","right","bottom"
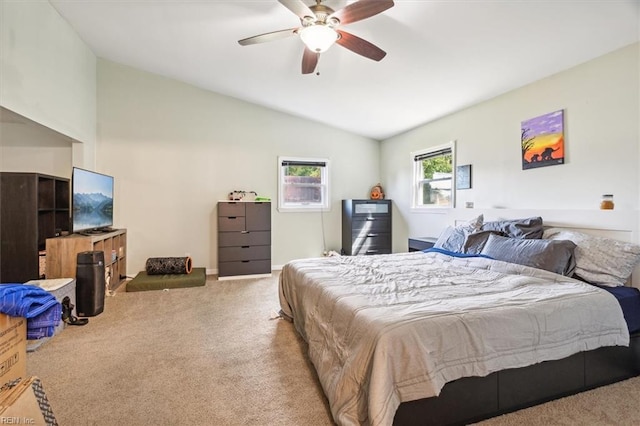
{"left": 543, "top": 228, "right": 640, "bottom": 286}
{"left": 461, "top": 214, "right": 484, "bottom": 231}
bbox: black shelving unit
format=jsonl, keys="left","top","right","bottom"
{"left": 0, "top": 172, "right": 70, "bottom": 282}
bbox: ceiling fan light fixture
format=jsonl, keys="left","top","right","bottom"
{"left": 238, "top": 0, "right": 395, "bottom": 74}
{"left": 299, "top": 24, "right": 338, "bottom": 53}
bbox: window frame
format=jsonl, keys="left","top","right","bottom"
{"left": 411, "top": 141, "right": 456, "bottom": 211}
{"left": 277, "top": 156, "right": 330, "bottom": 212}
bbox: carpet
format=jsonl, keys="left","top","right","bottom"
{"left": 24, "top": 275, "right": 640, "bottom": 425}
{"left": 125, "top": 267, "right": 206, "bottom": 292}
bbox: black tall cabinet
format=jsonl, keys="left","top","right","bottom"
{"left": 342, "top": 199, "right": 392, "bottom": 255}
{"left": 0, "top": 172, "right": 70, "bottom": 282}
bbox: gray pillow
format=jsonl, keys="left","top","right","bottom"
{"left": 433, "top": 214, "right": 483, "bottom": 252}
{"left": 461, "top": 230, "right": 506, "bottom": 255}
{"left": 480, "top": 233, "right": 577, "bottom": 276}
{"left": 434, "top": 226, "right": 469, "bottom": 252}
{"left": 482, "top": 216, "right": 544, "bottom": 239}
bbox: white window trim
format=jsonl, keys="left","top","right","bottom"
{"left": 410, "top": 141, "right": 456, "bottom": 212}
{"left": 278, "top": 156, "right": 330, "bottom": 212}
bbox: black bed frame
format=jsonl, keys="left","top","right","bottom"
{"left": 393, "top": 333, "right": 640, "bottom": 425}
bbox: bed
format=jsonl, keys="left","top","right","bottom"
{"left": 278, "top": 216, "right": 640, "bottom": 426}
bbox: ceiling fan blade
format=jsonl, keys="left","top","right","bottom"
{"left": 238, "top": 28, "right": 298, "bottom": 46}
{"left": 278, "top": 0, "right": 316, "bottom": 20}
{"left": 329, "top": 0, "right": 394, "bottom": 25}
{"left": 336, "top": 30, "right": 386, "bottom": 61}
{"left": 301, "top": 47, "right": 319, "bottom": 74}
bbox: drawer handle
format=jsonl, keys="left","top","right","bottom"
{"left": 228, "top": 216, "right": 237, "bottom": 220}
{"left": 241, "top": 231, "right": 250, "bottom": 234}
{"left": 366, "top": 218, "right": 376, "bottom": 221}
{"left": 367, "top": 233, "right": 378, "bottom": 237}
{"left": 241, "top": 260, "right": 250, "bottom": 263}
{"left": 366, "top": 250, "right": 379, "bottom": 254}
{"left": 241, "top": 246, "right": 250, "bottom": 249}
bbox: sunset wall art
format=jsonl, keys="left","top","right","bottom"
{"left": 521, "top": 109, "right": 564, "bottom": 170}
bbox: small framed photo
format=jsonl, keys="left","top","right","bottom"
{"left": 456, "top": 164, "right": 472, "bottom": 190}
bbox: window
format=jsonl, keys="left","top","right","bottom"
{"left": 278, "top": 156, "right": 330, "bottom": 211}
{"left": 412, "top": 142, "right": 455, "bottom": 208}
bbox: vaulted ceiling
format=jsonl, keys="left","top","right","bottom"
{"left": 50, "top": 0, "right": 640, "bottom": 140}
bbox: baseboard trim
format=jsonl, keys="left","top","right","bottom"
{"left": 207, "top": 266, "right": 283, "bottom": 277}
{"left": 217, "top": 273, "right": 273, "bottom": 281}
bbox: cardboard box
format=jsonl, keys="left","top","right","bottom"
{"left": 0, "top": 313, "right": 27, "bottom": 386}
{"left": 0, "top": 376, "right": 52, "bottom": 425}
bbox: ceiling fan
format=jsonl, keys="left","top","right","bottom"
{"left": 238, "top": 0, "right": 395, "bottom": 74}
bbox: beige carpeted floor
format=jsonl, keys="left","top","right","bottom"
{"left": 26, "top": 275, "right": 640, "bottom": 426}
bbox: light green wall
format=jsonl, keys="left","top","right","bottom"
{"left": 97, "top": 60, "right": 380, "bottom": 273}
{"left": 0, "top": 0, "right": 96, "bottom": 172}
{"left": 0, "top": 107, "right": 73, "bottom": 176}
{"left": 381, "top": 43, "right": 640, "bottom": 251}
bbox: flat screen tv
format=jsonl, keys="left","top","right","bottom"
{"left": 72, "top": 167, "right": 114, "bottom": 234}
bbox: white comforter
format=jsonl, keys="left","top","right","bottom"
{"left": 278, "top": 251, "right": 629, "bottom": 426}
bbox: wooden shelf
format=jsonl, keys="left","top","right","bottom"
{"left": 46, "top": 229, "right": 127, "bottom": 291}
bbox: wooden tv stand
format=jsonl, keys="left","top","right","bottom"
{"left": 46, "top": 229, "right": 127, "bottom": 291}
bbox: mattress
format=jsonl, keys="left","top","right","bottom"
{"left": 596, "top": 284, "right": 640, "bottom": 333}
{"left": 279, "top": 251, "right": 629, "bottom": 426}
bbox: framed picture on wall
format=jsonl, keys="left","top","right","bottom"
{"left": 456, "top": 164, "right": 472, "bottom": 190}
{"left": 521, "top": 109, "right": 565, "bottom": 170}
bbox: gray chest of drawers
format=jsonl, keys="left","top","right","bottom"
{"left": 341, "top": 199, "right": 392, "bottom": 255}
{"left": 218, "top": 201, "right": 271, "bottom": 278}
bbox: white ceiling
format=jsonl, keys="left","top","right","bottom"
{"left": 49, "top": 0, "right": 640, "bottom": 140}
